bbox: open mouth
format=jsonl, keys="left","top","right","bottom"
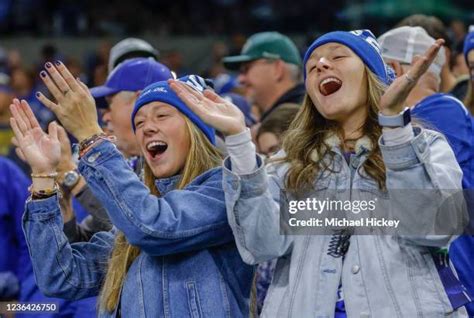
{"left": 146, "top": 140, "right": 168, "bottom": 158}
{"left": 319, "top": 77, "right": 342, "bottom": 96}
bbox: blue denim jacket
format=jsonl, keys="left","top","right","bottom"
{"left": 23, "top": 141, "right": 253, "bottom": 317}
{"left": 224, "top": 128, "right": 468, "bottom": 318}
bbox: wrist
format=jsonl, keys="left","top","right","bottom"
{"left": 76, "top": 126, "right": 104, "bottom": 143}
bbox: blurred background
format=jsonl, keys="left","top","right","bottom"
{"left": 0, "top": 0, "right": 472, "bottom": 85}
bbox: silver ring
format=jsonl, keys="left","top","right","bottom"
{"left": 405, "top": 73, "right": 415, "bottom": 84}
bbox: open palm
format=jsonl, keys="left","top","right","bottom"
{"left": 169, "top": 80, "right": 246, "bottom": 136}
{"left": 380, "top": 39, "right": 444, "bottom": 115}
{"left": 10, "top": 99, "right": 61, "bottom": 173}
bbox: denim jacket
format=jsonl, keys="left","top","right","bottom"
{"left": 223, "top": 128, "right": 468, "bottom": 318}
{"left": 23, "top": 141, "right": 253, "bottom": 317}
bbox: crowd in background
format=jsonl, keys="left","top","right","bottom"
{"left": 0, "top": 7, "right": 474, "bottom": 318}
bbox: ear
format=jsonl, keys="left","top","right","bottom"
{"left": 387, "top": 60, "right": 404, "bottom": 77}
{"left": 273, "top": 60, "right": 285, "bottom": 82}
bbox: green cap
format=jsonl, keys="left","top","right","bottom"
{"left": 222, "top": 32, "right": 302, "bottom": 70}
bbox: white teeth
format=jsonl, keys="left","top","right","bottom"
{"left": 320, "top": 77, "right": 342, "bottom": 86}
{"left": 146, "top": 141, "right": 167, "bottom": 150}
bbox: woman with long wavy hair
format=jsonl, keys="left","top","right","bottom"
{"left": 11, "top": 67, "right": 253, "bottom": 317}
{"left": 172, "top": 30, "right": 468, "bottom": 317}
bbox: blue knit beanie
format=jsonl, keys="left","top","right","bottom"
{"left": 303, "top": 29, "right": 395, "bottom": 85}
{"left": 464, "top": 30, "right": 474, "bottom": 64}
{"left": 131, "top": 75, "right": 216, "bottom": 145}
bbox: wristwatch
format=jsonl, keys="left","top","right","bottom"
{"left": 378, "top": 107, "right": 411, "bottom": 127}
{"left": 62, "top": 169, "right": 81, "bottom": 191}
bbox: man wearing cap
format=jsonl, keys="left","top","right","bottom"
{"left": 379, "top": 26, "right": 474, "bottom": 316}
{"left": 108, "top": 37, "right": 159, "bottom": 73}
{"left": 57, "top": 58, "right": 173, "bottom": 243}
{"left": 223, "top": 32, "right": 304, "bottom": 125}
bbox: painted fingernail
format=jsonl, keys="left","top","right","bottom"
{"left": 54, "top": 60, "right": 61, "bottom": 66}
{"left": 35, "top": 92, "right": 41, "bottom": 98}
{"left": 45, "top": 62, "right": 52, "bottom": 68}
{"left": 40, "top": 71, "right": 47, "bottom": 77}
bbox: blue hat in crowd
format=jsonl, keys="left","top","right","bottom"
{"left": 132, "top": 75, "right": 216, "bottom": 145}
{"left": 302, "top": 29, "right": 395, "bottom": 85}
{"left": 464, "top": 29, "right": 474, "bottom": 64}
{"left": 90, "top": 57, "right": 173, "bottom": 100}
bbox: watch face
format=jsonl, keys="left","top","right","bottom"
{"left": 64, "top": 171, "right": 79, "bottom": 187}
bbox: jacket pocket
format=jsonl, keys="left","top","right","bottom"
{"left": 186, "top": 281, "right": 203, "bottom": 318}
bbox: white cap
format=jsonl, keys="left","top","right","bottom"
{"left": 108, "top": 38, "right": 159, "bottom": 73}
{"left": 378, "top": 26, "right": 445, "bottom": 78}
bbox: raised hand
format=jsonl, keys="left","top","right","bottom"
{"left": 169, "top": 80, "right": 246, "bottom": 136}
{"left": 36, "top": 61, "right": 103, "bottom": 142}
{"left": 379, "top": 39, "right": 445, "bottom": 115}
{"left": 9, "top": 99, "right": 61, "bottom": 174}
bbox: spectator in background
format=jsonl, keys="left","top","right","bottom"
{"left": 11, "top": 66, "right": 54, "bottom": 129}
{"left": 0, "top": 72, "right": 14, "bottom": 156}
{"left": 397, "top": 14, "right": 461, "bottom": 97}
{"left": 161, "top": 49, "right": 189, "bottom": 77}
{"left": 379, "top": 26, "right": 474, "bottom": 316}
{"left": 107, "top": 37, "right": 159, "bottom": 73}
{"left": 222, "top": 31, "right": 304, "bottom": 138}
{"left": 463, "top": 27, "right": 474, "bottom": 114}
{"left": 256, "top": 103, "right": 300, "bottom": 156}
{"left": 0, "top": 155, "right": 97, "bottom": 318}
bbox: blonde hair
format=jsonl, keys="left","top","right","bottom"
{"left": 278, "top": 66, "right": 387, "bottom": 192}
{"left": 99, "top": 116, "right": 222, "bottom": 313}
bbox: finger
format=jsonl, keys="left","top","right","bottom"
{"left": 48, "top": 121, "right": 58, "bottom": 141}
{"left": 20, "top": 99, "right": 41, "bottom": 129}
{"left": 15, "top": 100, "right": 33, "bottom": 130}
{"left": 9, "top": 103, "right": 29, "bottom": 134}
{"left": 56, "top": 124, "right": 70, "bottom": 146}
{"left": 203, "top": 89, "right": 227, "bottom": 104}
{"left": 76, "top": 77, "right": 90, "bottom": 95}
{"left": 44, "top": 62, "right": 72, "bottom": 95}
{"left": 170, "top": 82, "right": 207, "bottom": 116}
{"left": 15, "top": 147, "right": 26, "bottom": 162}
{"left": 11, "top": 136, "right": 19, "bottom": 147}
{"left": 40, "top": 70, "right": 64, "bottom": 102}
{"left": 171, "top": 80, "right": 203, "bottom": 101}
{"left": 36, "top": 91, "right": 60, "bottom": 112}
{"left": 53, "top": 61, "right": 81, "bottom": 92}
{"left": 9, "top": 118, "right": 24, "bottom": 140}
{"left": 410, "top": 39, "right": 444, "bottom": 79}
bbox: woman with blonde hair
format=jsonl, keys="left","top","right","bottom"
{"left": 172, "top": 30, "right": 469, "bottom": 317}
{"left": 11, "top": 63, "right": 253, "bottom": 317}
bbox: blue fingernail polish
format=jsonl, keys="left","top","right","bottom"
{"left": 54, "top": 60, "right": 61, "bottom": 66}
{"left": 45, "top": 62, "right": 52, "bottom": 68}
{"left": 35, "top": 92, "right": 40, "bottom": 98}
{"left": 40, "top": 71, "right": 46, "bottom": 77}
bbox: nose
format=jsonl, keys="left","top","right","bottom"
{"left": 237, "top": 73, "right": 247, "bottom": 86}
{"left": 316, "top": 57, "right": 332, "bottom": 72}
{"left": 143, "top": 119, "right": 158, "bottom": 135}
{"left": 101, "top": 109, "right": 111, "bottom": 123}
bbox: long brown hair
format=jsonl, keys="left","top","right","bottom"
{"left": 464, "top": 80, "right": 474, "bottom": 115}
{"left": 279, "top": 66, "right": 387, "bottom": 192}
{"left": 99, "top": 116, "right": 222, "bottom": 313}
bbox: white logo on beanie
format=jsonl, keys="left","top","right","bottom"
{"left": 350, "top": 29, "right": 382, "bottom": 54}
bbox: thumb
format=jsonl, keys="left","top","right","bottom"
{"left": 56, "top": 123, "right": 70, "bottom": 145}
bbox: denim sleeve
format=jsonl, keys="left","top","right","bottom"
{"left": 380, "top": 128, "right": 465, "bottom": 247}
{"left": 23, "top": 195, "right": 113, "bottom": 300}
{"left": 78, "top": 141, "right": 233, "bottom": 256}
{"left": 222, "top": 155, "right": 293, "bottom": 265}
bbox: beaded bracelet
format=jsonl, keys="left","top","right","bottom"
{"left": 28, "top": 183, "right": 60, "bottom": 200}
{"left": 79, "top": 133, "right": 107, "bottom": 153}
{"left": 31, "top": 172, "right": 58, "bottom": 179}
{"left": 79, "top": 134, "right": 116, "bottom": 159}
